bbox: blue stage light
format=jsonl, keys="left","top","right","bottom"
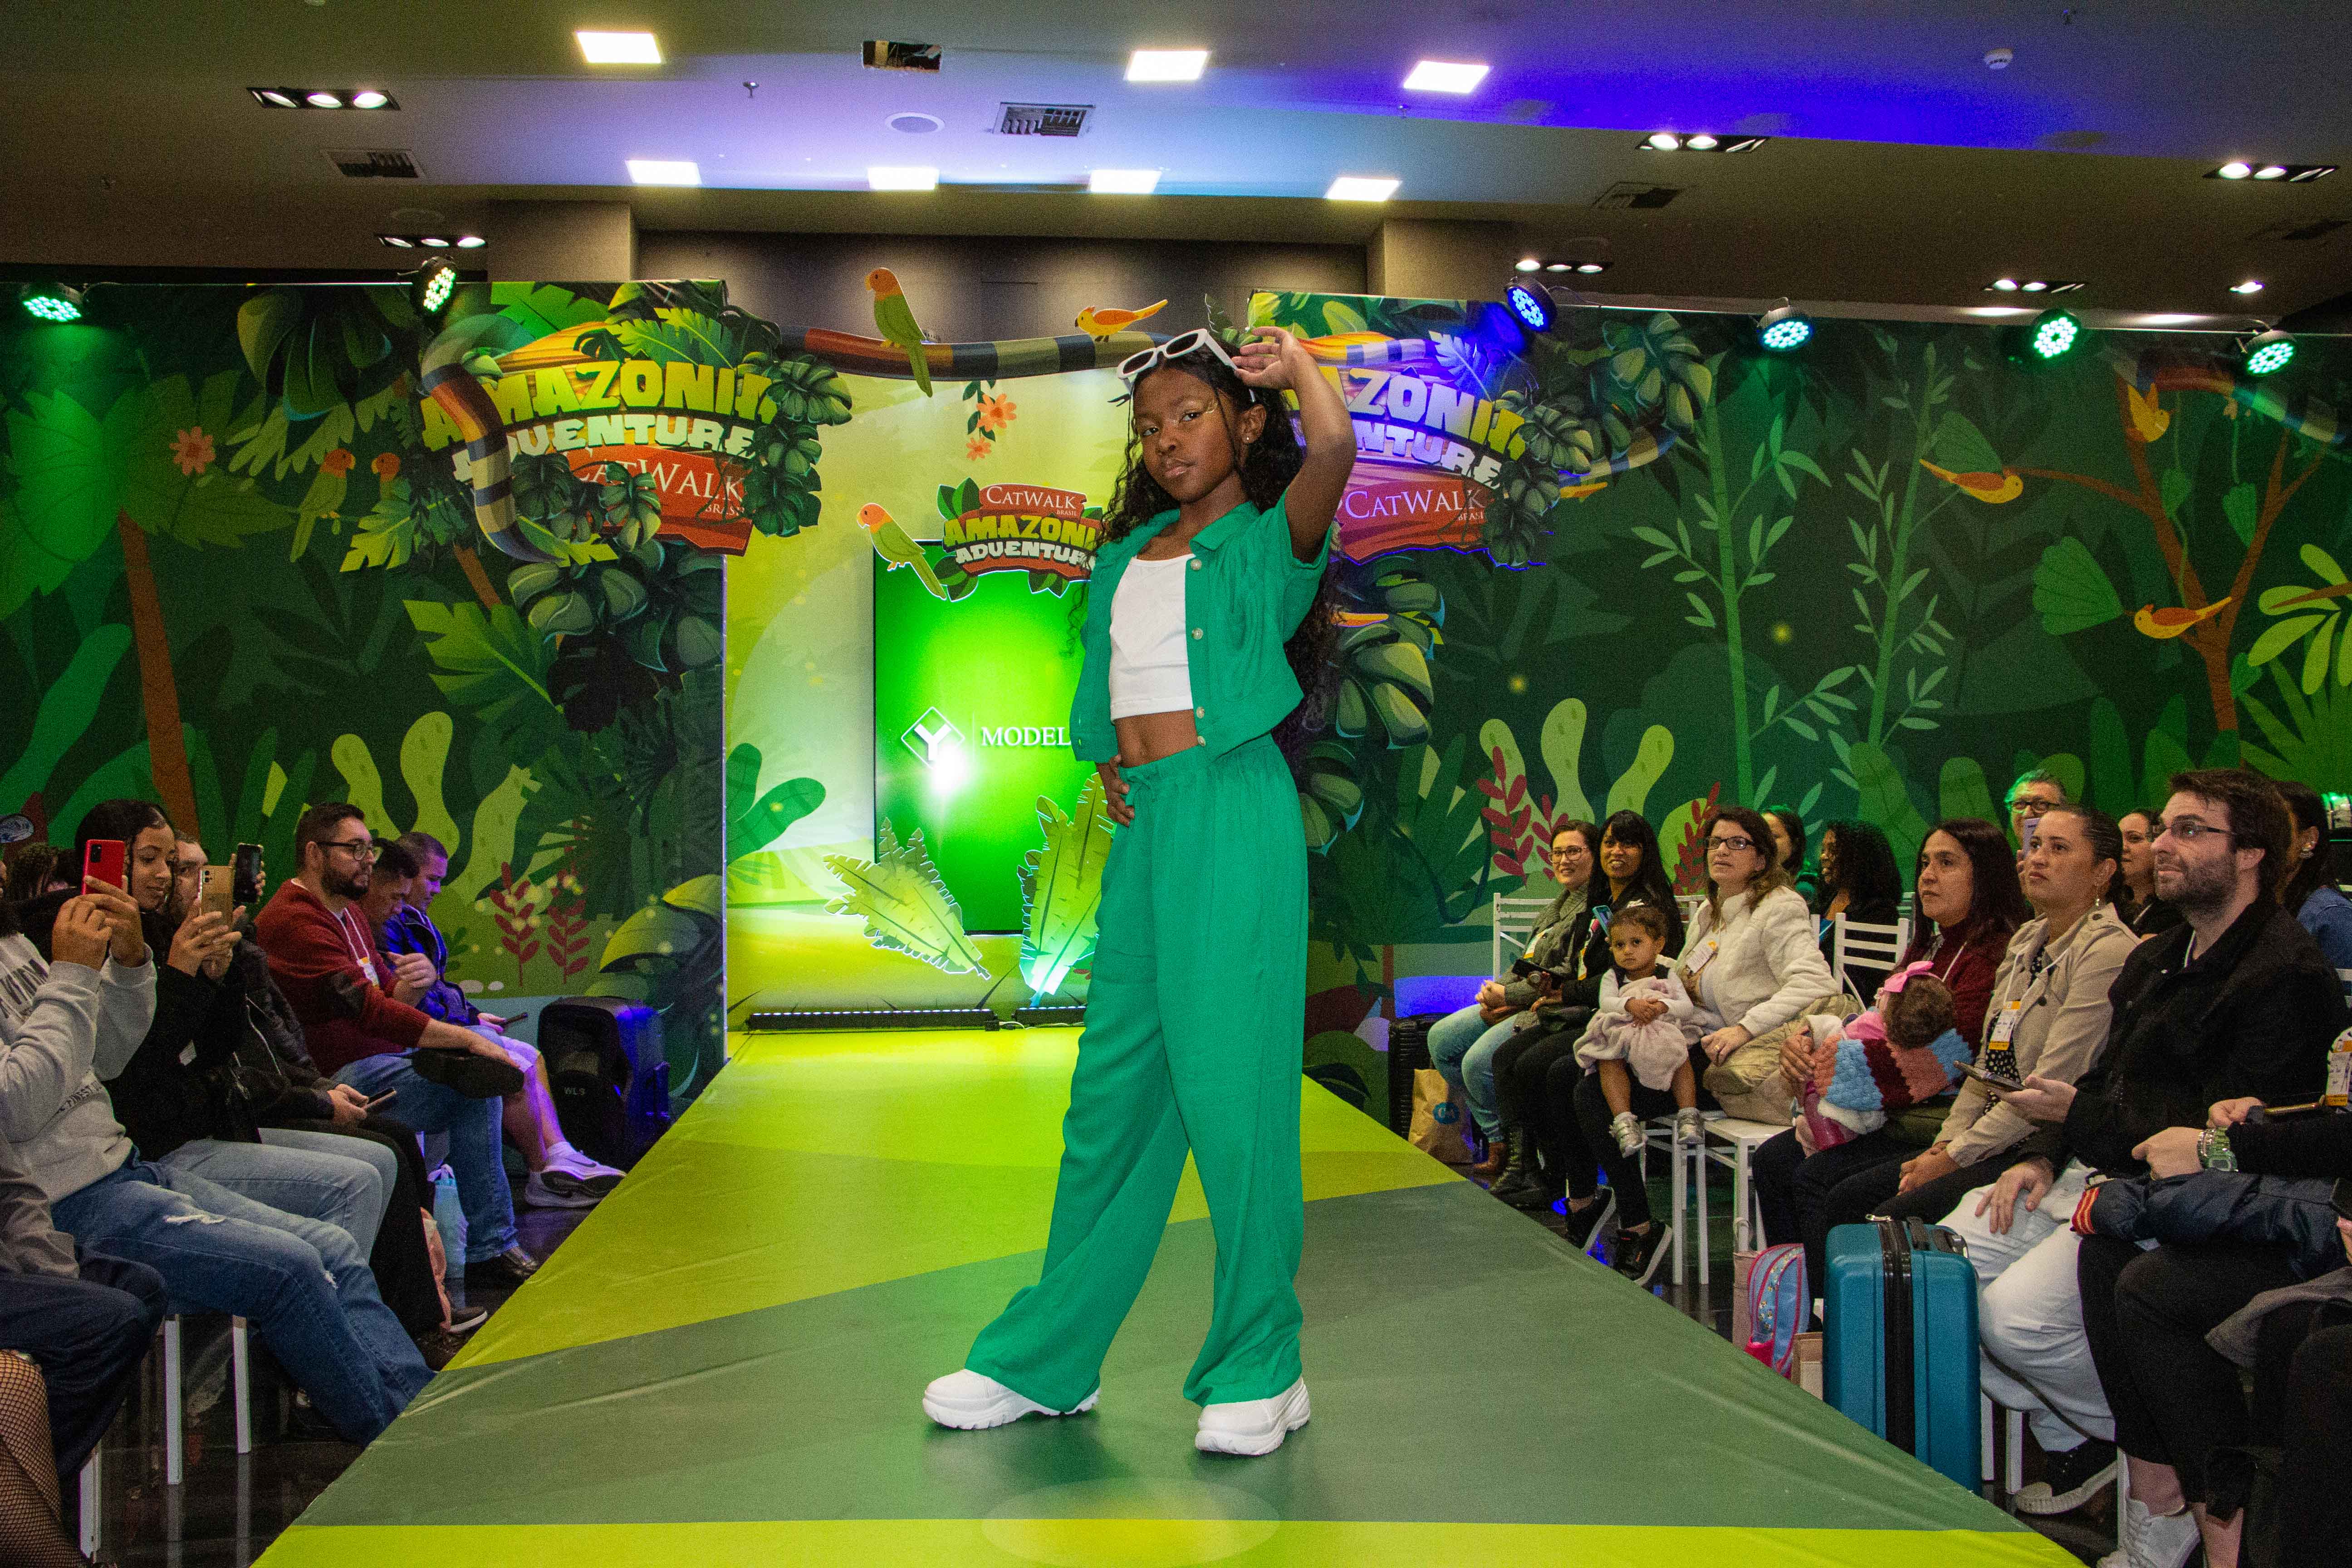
{"left": 1757, "top": 304, "right": 1813, "bottom": 353}
{"left": 1504, "top": 281, "right": 1552, "bottom": 333}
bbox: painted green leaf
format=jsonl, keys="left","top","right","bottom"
{"left": 1938, "top": 756, "right": 1995, "bottom": 825}
{"left": 2032, "top": 536, "right": 2124, "bottom": 635}
{"left": 2248, "top": 614, "right": 2328, "bottom": 667}
{"left": 2303, "top": 544, "right": 2349, "bottom": 586}
{"left": 2303, "top": 619, "right": 2336, "bottom": 694}
{"left": 2143, "top": 696, "right": 2193, "bottom": 807}
{"left": 402, "top": 599, "right": 564, "bottom": 764}
{"left": 1604, "top": 725, "right": 1675, "bottom": 818}
{"left": 823, "top": 820, "right": 988, "bottom": 975}
{"left": 1, "top": 389, "right": 141, "bottom": 618}
{"left": 0, "top": 623, "right": 132, "bottom": 810}
{"left": 1932, "top": 410, "right": 2004, "bottom": 475}
{"left": 2221, "top": 481, "right": 2260, "bottom": 545}
{"left": 662, "top": 874, "right": 725, "bottom": 921}
{"left": 1019, "top": 773, "right": 1116, "bottom": 1000}
{"left": 2087, "top": 698, "right": 2134, "bottom": 816}
{"left": 490, "top": 282, "right": 610, "bottom": 341}
{"left": 725, "top": 743, "right": 825, "bottom": 859}
{"left": 1849, "top": 741, "right": 1930, "bottom": 876}
{"left": 2158, "top": 467, "right": 2193, "bottom": 520}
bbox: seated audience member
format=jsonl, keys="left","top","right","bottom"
{"left": 1801, "top": 807, "right": 2139, "bottom": 1304}
{"left": 1422, "top": 823, "right": 1599, "bottom": 1181}
{"left": 174, "top": 838, "right": 478, "bottom": 1359}
{"left": 27, "top": 804, "right": 391, "bottom": 1254}
{"left": 2118, "top": 808, "right": 2183, "bottom": 937}
{"left": 2275, "top": 780, "right": 2352, "bottom": 970}
{"left": 1764, "top": 807, "right": 1815, "bottom": 909}
{"left": 2007, "top": 769, "right": 2067, "bottom": 853}
{"left": 1501, "top": 811, "right": 1685, "bottom": 1215}
{"left": 0, "top": 843, "right": 65, "bottom": 908}
{"left": 2, "top": 872, "right": 428, "bottom": 1444}
{"left": 380, "top": 833, "right": 621, "bottom": 1205}
{"left": 1753, "top": 816, "right": 2028, "bottom": 1271}
{"left": 255, "top": 804, "right": 541, "bottom": 1284}
{"left": 1573, "top": 903, "right": 1700, "bottom": 1152}
{"left": 1815, "top": 820, "right": 1905, "bottom": 1000}
{"left": 2228, "top": 1212, "right": 2352, "bottom": 1568}
{"left": 1946, "top": 770, "right": 2346, "bottom": 1543}
{"left": 1575, "top": 806, "right": 1835, "bottom": 1285}
{"left": 2076, "top": 1095, "right": 2352, "bottom": 1568}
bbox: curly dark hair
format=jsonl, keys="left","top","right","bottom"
{"left": 1099, "top": 350, "right": 1342, "bottom": 765}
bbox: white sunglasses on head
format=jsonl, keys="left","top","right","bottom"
{"left": 1117, "top": 327, "right": 1239, "bottom": 386}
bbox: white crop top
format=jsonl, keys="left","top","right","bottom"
{"left": 1107, "top": 555, "right": 1195, "bottom": 719}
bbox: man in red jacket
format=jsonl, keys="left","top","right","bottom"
{"left": 255, "top": 804, "right": 538, "bottom": 1288}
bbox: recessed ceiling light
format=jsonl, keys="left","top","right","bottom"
{"left": 254, "top": 88, "right": 297, "bottom": 108}
{"left": 2289, "top": 165, "right": 2337, "bottom": 181}
{"left": 1088, "top": 168, "right": 1161, "bottom": 194}
{"left": 2230, "top": 279, "right": 2265, "bottom": 294}
{"left": 1575, "top": 262, "right": 1607, "bottom": 274}
{"left": 305, "top": 91, "right": 343, "bottom": 108}
{"left": 2217, "top": 162, "right": 2253, "bottom": 178}
{"left": 378, "top": 235, "right": 414, "bottom": 248}
{"left": 1992, "top": 278, "right": 2020, "bottom": 291}
{"left": 350, "top": 90, "right": 388, "bottom": 109}
{"left": 1401, "top": 60, "right": 1488, "bottom": 94}
{"left": 2021, "top": 279, "right": 2048, "bottom": 291}
{"left": 418, "top": 236, "right": 449, "bottom": 248}
{"left": 1545, "top": 262, "right": 1570, "bottom": 272}
{"left": 455, "top": 234, "right": 487, "bottom": 249}
{"left": 1514, "top": 256, "right": 1541, "bottom": 272}
{"left": 1646, "top": 131, "right": 1681, "bottom": 151}
{"left": 1128, "top": 49, "right": 1208, "bottom": 82}
{"left": 1326, "top": 175, "right": 1399, "bottom": 201}
{"left": 2254, "top": 164, "right": 2289, "bottom": 180}
{"left": 1686, "top": 133, "right": 1719, "bottom": 150}
{"left": 627, "top": 159, "right": 701, "bottom": 186}
{"left": 577, "top": 30, "right": 662, "bottom": 65}
{"left": 868, "top": 165, "right": 939, "bottom": 191}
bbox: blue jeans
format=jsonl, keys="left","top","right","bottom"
{"left": 332, "top": 1053, "right": 517, "bottom": 1262}
{"left": 51, "top": 1161, "right": 431, "bottom": 1444}
{"left": 0, "top": 1254, "right": 164, "bottom": 1486}
{"left": 155, "top": 1134, "right": 389, "bottom": 1254}
{"left": 1426, "top": 1004, "right": 1524, "bottom": 1141}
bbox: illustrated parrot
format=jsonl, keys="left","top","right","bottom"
{"left": 2125, "top": 382, "right": 2171, "bottom": 444}
{"left": 2133, "top": 598, "right": 2231, "bottom": 639}
{"left": 1918, "top": 459, "right": 2024, "bottom": 504}
{"left": 1074, "top": 299, "right": 1167, "bottom": 339}
{"left": 858, "top": 503, "right": 947, "bottom": 599}
{"left": 864, "top": 268, "right": 933, "bottom": 396}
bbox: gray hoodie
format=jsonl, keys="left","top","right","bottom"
{"left": 0, "top": 931, "right": 154, "bottom": 1202}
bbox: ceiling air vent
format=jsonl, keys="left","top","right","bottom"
{"left": 1592, "top": 182, "right": 1681, "bottom": 210}
{"left": 325, "top": 147, "right": 421, "bottom": 179}
{"left": 996, "top": 103, "right": 1092, "bottom": 137}
{"left": 2249, "top": 217, "right": 2347, "bottom": 243}
{"left": 864, "top": 41, "right": 941, "bottom": 72}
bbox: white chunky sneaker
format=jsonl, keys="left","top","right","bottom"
{"left": 2095, "top": 1498, "right": 2199, "bottom": 1568}
{"left": 921, "top": 1368, "right": 1097, "bottom": 1430}
{"left": 1194, "top": 1378, "right": 1310, "bottom": 1456}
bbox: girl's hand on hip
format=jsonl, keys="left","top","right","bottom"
{"left": 1097, "top": 760, "right": 1135, "bottom": 826}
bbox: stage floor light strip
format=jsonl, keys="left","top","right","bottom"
{"left": 256, "top": 1029, "right": 2070, "bottom": 1567}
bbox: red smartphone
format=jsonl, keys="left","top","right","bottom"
{"left": 83, "top": 838, "right": 127, "bottom": 892}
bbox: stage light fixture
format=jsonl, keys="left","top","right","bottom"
{"left": 577, "top": 30, "right": 662, "bottom": 65}
{"left": 306, "top": 91, "right": 343, "bottom": 108}
{"left": 868, "top": 165, "right": 939, "bottom": 191}
{"left": 1127, "top": 49, "right": 1208, "bottom": 82}
{"left": 1402, "top": 60, "right": 1488, "bottom": 93}
{"left": 350, "top": 90, "right": 388, "bottom": 109}
{"left": 2028, "top": 309, "right": 2082, "bottom": 361}
{"left": 1686, "top": 133, "right": 1719, "bottom": 150}
{"left": 1088, "top": 168, "right": 1160, "bottom": 194}
{"left": 1575, "top": 262, "right": 1607, "bottom": 274}
{"left": 418, "top": 236, "right": 449, "bottom": 248}
{"left": 1514, "top": 256, "right": 1541, "bottom": 272}
{"left": 2230, "top": 279, "right": 2265, "bottom": 294}
{"left": 1992, "top": 278, "right": 2020, "bottom": 291}
{"left": 18, "top": 284, "right": 84, "bottom": 323}
{"left": 253, "top": 88, "right": 297, "bottom": 107}
{"left": 410, "top": 258, "right": 459, "bottom": 316}
{"left": 2217, "top": 162, "right": 2253, "bottom": 179}
{"left": 378, "top": 234, "right": 414, "bottom": 249}
{"left": 2021, "top": 280, "right": 2048, "bottom": 292}
{"left": 1545, "top": 262, "right": 1570, "bottom": 272}
{"left": 627, "top": 159, "right": 701, "bottom": 186}
{"left": 1638, "top": 132, "right": 1765, "bottom": 153}
{"left": 1504, "top": 281, "right": 1553, "bottom": 334}
{"left": 250, "top": 86, "right": 398, "bottom": 110}
{"left": 1756, "top": 304, "right": 1813, "bottom": 353}
{"left": 2242, "top": 329, "right": 2295, "bottom": 377}
{"left": 1326, "top": 175, "right": 1399, "bottom": 201}
{"left": 2207, "top": 161, "right": 2335, "bottom": 181}
{"left": 1646, "top": 132, "right": 1681, "bottom": 151}
{"left": 455, "top": 234, "right": 486, "bottom": 249}
{"left": 2254, "top": 165, "right": 2288, "bottom": 180}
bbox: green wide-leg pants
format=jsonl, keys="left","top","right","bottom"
{"left": 966, "top": 733, "right": 1307, "bottom": 1410}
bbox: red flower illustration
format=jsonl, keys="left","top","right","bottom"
{"left": 372, "top": 451, "right": 402, "bottom": 481}
{"left": 320, "top": 447, "right": 357, "bottom": 476}
{"left": 170, "top": 427, "right": 214, "bottom": 477}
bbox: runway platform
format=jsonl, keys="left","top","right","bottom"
{"left": 257, "top": 1028, "right": 2067, "bottom": 1566}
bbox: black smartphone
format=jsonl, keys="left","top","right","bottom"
{"left": 1509, "top": 957, "right": 1540, "bottom": 979}
{"left": 1958, "top": 1061, "right": 2026, "bottom": 1094}
{"left": 364, "top": 1089, "right": 399, "bottom": 1111}
{"left": 2332, "top": 1176, "right": 2352, "bottom": 1225}
{"left": 231, "top": 843, "right": 264, "bottom": 907}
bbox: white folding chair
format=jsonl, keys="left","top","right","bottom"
{"left": 1490, "top": 893, "right": 1554, "bottom": 979}
{"left": 1703, "top": 1115, "right": 1788, "bottom": 1253}
{"left": 161, "top": 1314, "right": 252, "bottom": 1485}
{"left": 78, "top": 1448, "right": 100, "bottom": 1558}
{"left": 1639, "top": 1116, "right": 1708, "bottom": 1285}
{"left": 1830, "top": 915, "right": 1906, "bottom": 1000}
{"left": 2337, "top": 966, "right": 2352, "bottom": 1003}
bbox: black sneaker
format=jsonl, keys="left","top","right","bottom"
{"left": 1504, "top": 1177, "right": 1564, "bottom": 1212}
{"left": 1611, "top": 1221, "right": 1674, "bottom": 1287}
{"left": 2013, "top": 1438, "right": 2117, "bottom": 1515}
{"left": 1561, "top": 1189, "right": 1617, "bottom": 1251}
{"left": 407, "top": 1046, "right": 524, "bottom": 1099}
{"left": 467, "top": 1245, "right": 541, "bottom": 1290}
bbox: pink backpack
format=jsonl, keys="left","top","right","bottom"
{"left": 1744, "top": 1242, "right": 1808, "bottom": 1375}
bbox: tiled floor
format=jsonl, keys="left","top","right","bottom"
{"left": 77, "top": 1187, "right": 591, "bottom": 1568}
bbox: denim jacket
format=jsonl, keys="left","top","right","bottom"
{"left": 1069, "top": 490, "right": 1333, "bottom": 763}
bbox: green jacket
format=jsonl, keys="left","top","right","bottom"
{"left": 1070, "top": 491, "right": 1334, "bottom": 763}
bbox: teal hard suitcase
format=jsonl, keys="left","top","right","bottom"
{"left": 1823, "top": 1215, "right": 1981, "bottom": 1489}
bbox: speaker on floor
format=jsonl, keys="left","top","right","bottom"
{"left": 540, "top": 996, "right": 671, "bottom": 1169}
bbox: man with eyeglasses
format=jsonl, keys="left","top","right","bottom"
{"left": 1937, "top": 769, "right": 2344, "bottom": 1549}
{"left": 255, "top": 804, "right": 540, "bottom": 1289}
{"left": 2007, "top": 770, "right": 2066, "bottom": 853}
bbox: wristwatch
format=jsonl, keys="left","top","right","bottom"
{"left": 2197, "top": 1126, "right": 2238, "bottom": 1172}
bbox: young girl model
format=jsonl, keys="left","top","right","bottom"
{"left": 1573, "top": 904, "right": 1700, "bottom": 1154}
{"left": 922, "top": 324, "right": 1351, "bottom": 1457}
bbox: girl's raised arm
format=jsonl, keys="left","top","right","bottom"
{"left": 1233, "top": 326, "right": 1356, "bottom": 561}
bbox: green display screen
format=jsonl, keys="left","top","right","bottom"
{"left": 872, "top": 560, "right": 1096, "bottom": 933}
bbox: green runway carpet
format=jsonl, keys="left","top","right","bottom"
{"left": 258, "top": 1029, "right": 2070, "bottom": 1567}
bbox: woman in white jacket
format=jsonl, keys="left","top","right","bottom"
{"left": 1573, "top": 804, "right": 1835, "bottom": 1285}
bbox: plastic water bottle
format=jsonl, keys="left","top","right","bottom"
{"left": 430, "top": 1164, "right": 466, "bottom": 1281}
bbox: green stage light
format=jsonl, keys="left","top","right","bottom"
{"left": 2028, "top": 309, "right": 2081, "bottom": 361}
{"left": 410, "top": 257, "right": 458, "bottom": 315}
{"left": 1757, "top": 304, "right": 1813, "bottom": 353}
{"left": 2242, "top": 329, "right": 2295, "bottom": 377}
{"left": 19, "top": 284, "right": 83, "bottom": 322}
